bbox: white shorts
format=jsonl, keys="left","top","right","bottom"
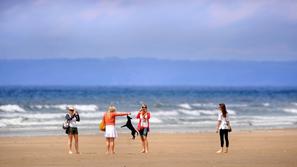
{"left": 105, "top": 125, "right": 118, "bottom": 138}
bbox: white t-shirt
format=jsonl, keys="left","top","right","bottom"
{"left": 218, "top": 113, "right": 230, "bottom": 130}
{"left": 140, "top": 114, "right": 149, "bottom": 128}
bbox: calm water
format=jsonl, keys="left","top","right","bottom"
{"left": 0, "top": 86, "right": 297, "bottom": 136}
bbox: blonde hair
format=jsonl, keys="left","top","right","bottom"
{"left": 106, "top": 105, "right": 116, "bottom": 118}
{"left": 108, "top": 105, "right": 116, "bottom": 113}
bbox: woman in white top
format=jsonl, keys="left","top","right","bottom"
{"left": 216, "top": 103, "right": 231, "bottom": 153}
{"left": 136, "top": 104, "right": 151, "bottom": 153}
{"left": 65, "top": 106, "right": 80, "bottom": 154}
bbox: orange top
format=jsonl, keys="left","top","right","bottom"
{"left": 103, "top": 112, "right": 128, "bottom": 125}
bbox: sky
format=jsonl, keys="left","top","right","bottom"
{"left": 0, "top": 0, "right": 297, "bottom": 61}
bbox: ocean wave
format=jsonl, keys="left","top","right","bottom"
{"left": 178, "top": 109, "right": 201, "bottom": 116}
{"left": 192, "top": 103, "right": 216, "bottom": 108}
{"left": 149, "top": 117, "right": 163, "bottom": 123}
{"left": 80, "top": 112, "right": 104, "bottom": 118}
{"left": 0, "top": 113, "right": 65, "bottom": 120}
{"left": 228, "top": 104, "right": 249, "bottom": 107}
{"left": 192, "top": 103, "right": 248, "bottom": 108}
{"left": 178, "top": 103, "right": 192, "bottom": 110}
{"left": 0, "top": 118, "right": 23, "bottom": 127}
{"left": 283, "top": 108, "right": 297, "bottom": 114}
{"left": 0, "top": 105, "right": 26, "bottom": 113}
{"left": 152, "top": 111, "right": 179, "bottom": 116}
{"left": 262, "top": 103, "right": 270, "bottom": 107}
{"left": 30, "top": 104, "right": 99, "bottom": 112}
{"left": 227, "top": 109, "right": 237, "bottom": 115}
{"left": 179, "top": 120, "right": 214, "bottom": 125}
{"left": 25, "top": 113, "right": 64, "bottom": 119}
{"left": 178, "top": 109, "right": 236, "bottom": 116}
{"left": 197, "top": 110, "right": 218, "bottom": 115}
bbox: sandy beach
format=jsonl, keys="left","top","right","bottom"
{"left": 0, "top": 129, "right": 297, "bottom": 167}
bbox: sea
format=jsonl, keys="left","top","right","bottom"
{"left": 0, "top": 86, "right": 297, "bottom": 136}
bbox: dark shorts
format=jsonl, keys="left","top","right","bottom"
{"left": 139, "top": 128, "right": 149, "bottom": 137}
{"left": 66, "top": 127, "right": 78, "bottom": 135}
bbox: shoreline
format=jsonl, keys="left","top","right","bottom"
{"left": 1, "top": 127, "right": 297, "bottom": 138}
{"left": 1, "top": 129, "right": 297, "bottom": 167}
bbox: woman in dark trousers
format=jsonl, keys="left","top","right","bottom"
{"left": 216, "top": 103, "right": 231, "bottom": 153}
{"left": 65, "top": 106, "right": 80, "bottom": 154}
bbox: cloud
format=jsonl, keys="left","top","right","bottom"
{"left": 207, "top": 0, "right": 297, "bottom": 27}
{"left": 207, "top": 1, "right": 263, "bottom": 27}
{"left": 0, "top": 0, "right": 296, "bottom": 60}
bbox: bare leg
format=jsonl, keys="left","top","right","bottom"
{"left": 74, "top": 134, "right": 79, "bottom": 154}
{"left": 140, "top": 136, "right": 145, "bottom": 153}
{"left": 111, "top": 138, "right": 115, "bottom": 154}
{"left": 144, "top": 137, "right": 149, "bottom": 153}
{"left": 68, "top": 134, "right": 73, "bottom": 154}
{"left": 105, "top": 138, "right": 110, "bottom": 154}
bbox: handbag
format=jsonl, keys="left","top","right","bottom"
{"left": 62, "top": 120, "right": 70, "bottom": 130}
{"left": 228, "top": 125, "right": 232, "bottom": 132}
{"left": 99, "top": 119, "right": 106, "bottom": 132}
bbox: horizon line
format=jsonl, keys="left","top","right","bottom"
{"left": 0, "top": 57, "right": 297, "bottom": 63}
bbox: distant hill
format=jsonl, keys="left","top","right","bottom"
{"left": 0, "top": 58, "right": 296, "bottom": 86}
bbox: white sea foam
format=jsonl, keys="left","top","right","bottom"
{"left": 0, "top": 122, "right": 6, "bottom": 128}
{"left": 0, "top": 118, "right": 23, "bottom": 126}
{"left": 192, "top": 103, "right": 216, "bottom": 108}
{"left": 152, "top": 111, "right": 179, "bottom": 116}
{"left": 178, "top": 103, "right": 192, "bottom": 110}
{"left": 149, "top": 117, "right": 163, "bottom": 123}
{"left": 178, "top": 109, "right": 200, "bottom": 116}
{"left": 197, "top": 110, "right": 217, "bottom": 115}
{"left": 0, "top": 105, "right": 26, "bottom": 113}
{"left": 262, "top": 103, "right": 270, "bottom": 107}
{"left": 25, "top": 113, "right": 64, "bottom": 119}
{"left": 227, "top": 109, "right": 237, "bottom": 115}
{"left": 180, "top": 120, "right": 214, "bottom": 125}
{"left": 228, "top": 104, "right": 249, "bottom": 107}
{"left": 1, "top": 112, "right": 67, "bottom": 120}
{"left": 193, "top": 103, "right": 247, "bottom": 108}
{"left": 79, "top": 112, "right": 104, "bottom": 118}
{"left": 283, "top": 108, "right": 297, "bottom": 114}
{"left": 73, "top": 105, "right": 98, "bottom": 112}
{"left": 192, "top": 103, "right": 203, "bottom": 107}
{"left": 31, "top": 104, "right": 99, "bottom": 112}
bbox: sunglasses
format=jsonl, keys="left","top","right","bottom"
{"left": 142, "top": 106, "right": 147, "bottom": 109}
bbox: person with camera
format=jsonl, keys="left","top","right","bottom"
{"left": 65, "top": 106, "right": 80, "bottom": 154}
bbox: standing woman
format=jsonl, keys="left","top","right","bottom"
{"left": 65, "top": 106, "right": 80, "bottom": 154}
{"left": 103, "top": 105, "right": 130, "bottom": 154}
{"left": 136, "top": 104, "right": 151, "bottom": 153}
{"left": 216, "top": 103, "right": 231, "bottom": 153}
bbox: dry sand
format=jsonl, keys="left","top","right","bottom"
{"left": 1, "top": 129, "right": 297, "bottom": 167}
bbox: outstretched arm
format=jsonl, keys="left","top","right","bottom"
{"left": 115, "top": 112, "right": 130, "bottom": 117}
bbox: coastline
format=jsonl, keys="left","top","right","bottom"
{"left": 1, "top": 129, "right": 297, "bottom": 167}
